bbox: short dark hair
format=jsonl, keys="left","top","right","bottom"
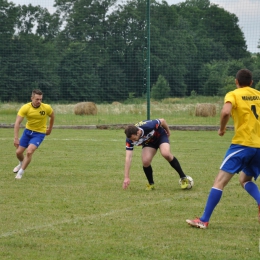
{"left": 236, "top": 69, "right": 252, "bottom": 86}
{"left": 124, "top": 125, "right": 138, "bottom": 138}
{"left": 32, "top": 89, "right": 43, "bottom": 96}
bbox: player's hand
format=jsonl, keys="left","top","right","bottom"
{"left": 46, "top": 128, "right": 52, "bottom": 135}
{"left": 218, "top": 128, "right": 226, "bottom": 136}
{"left": 123, "top": 178, "right": 130, "bottom": 189}
{"left": 14, "top": 138, "right": 19, "bottom": 148}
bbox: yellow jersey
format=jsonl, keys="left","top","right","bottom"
{"left": 18, "top": 102, "right": 53, "bottom": 133}
{"left": 225, "top": 86, "right": 260, "bottom": 147}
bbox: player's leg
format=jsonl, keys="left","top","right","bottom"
{"left": 15, "top": 132, "right": 45, "bottom": 179}
{"left": 186, "top": 144, "right": 256, "bottom": 228}
{"left": 240, "top": 172, "right": 260, "bottom": 217}
{"left": 186, "top": 170, "right": 233, "bottom": 229}
{"left": 15, "top": 146, "right": 26, "bottom": 162}
{"left": 240, "top": 149, "right": 260, "bottom": 222}
{"left": 21, "top": 143, "right": 38, "bottom": 171}
{"left": 159, "top": 142, "right": 188, "bottom": 188}
{"left": 13, "top": 129, "right": 29, "bottom": 173}
{"left": 15, "top": 143, "right": 38, "bottom": 179}
{"left": 142, "top": 147, "right": 157, "bottom": 189}
{"left": 13, "top": 146, "right": 26, "bottom": 173}
{"left": 200, "top": 170, "right": 233, "bottom": 221}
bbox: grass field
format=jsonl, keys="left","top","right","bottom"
{"left": 0, "top": 128, "right": 259, "bottom": 260}
{"left": 0, "top": 96, "right": 227, "bottom": 126}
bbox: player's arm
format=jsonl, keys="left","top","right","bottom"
{"left": 218, "top": 102, "right": 232, "bottom": 136}
{"left": 46, "top": 111, "right": 55, "bottom": 135}
{"left": 123, "top": 150, "right": 133, "bottom": 189}
{"left": 159, "top": 118, "right": 171, "bottom": 137}
{"left": 14, "top": 115, "right": 24, "bottom": 148}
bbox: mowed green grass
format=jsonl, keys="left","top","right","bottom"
{"left": 0, "top": 128, "right": 259, "bottom": 260}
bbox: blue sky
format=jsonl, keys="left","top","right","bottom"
{"left": 10, "top": 0, "right": 260, "bottom": 53}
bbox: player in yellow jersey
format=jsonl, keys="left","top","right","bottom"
{"left": 13, "top": 89, "right": 55, "bottom": 179}
{"left": 186, "top": 69, "right": 260, "bottom": 229}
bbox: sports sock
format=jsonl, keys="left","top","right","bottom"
{"left": 200, "top": 187, "right": 223, "bottom": 222}
{"left": 143, "top": 165, "right": 154, "bottom": 184}
{"left": 244, "top": 181, "right": 260, "bottom": 205}
{"left": 17, "top": 169, "right": 24, "bottom": 175}
{"left": 169, "top": 157, "right": 186, "bottom": 178}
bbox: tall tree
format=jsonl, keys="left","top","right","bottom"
{"left": 58, "top": 42, "right": 101, "bottom": 102}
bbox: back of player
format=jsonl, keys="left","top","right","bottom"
{"left": 226, "top": 85, "right": 260, "bottom": 147}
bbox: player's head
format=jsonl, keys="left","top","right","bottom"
{"left": 125, "top": 125, "right": 139, "bottom": 138}
{"left": 32, "top": 89, "right": 43, "bottom": 97}
{"left": 236, "top": 69, "right": 253, "bottom": 87}
{"left": 31, "top": 89, "right": 43, "bottom": 108}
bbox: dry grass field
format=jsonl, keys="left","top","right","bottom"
{"left": 0, "top": 97, "right": 225, "bottom": 126}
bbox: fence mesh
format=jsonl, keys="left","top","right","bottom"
{"left": 0, "top": 0, "right": 260, "bottom": 126}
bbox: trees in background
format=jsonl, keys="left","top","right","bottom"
{"left": 0, "top": 0, "right": 259, "bottom": 102}
{"left": 151, "top": 75, "right": 170, "bottom": 100}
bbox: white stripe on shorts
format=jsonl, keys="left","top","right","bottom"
{"left": 220, "top": 149, "right": 244, "bottom": 169}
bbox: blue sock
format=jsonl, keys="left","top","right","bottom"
{"left": 200, "top": 187, "right": 223, "bottom": 222}
{"left": 244, "top": 181, "right": 260, "bottom": 205}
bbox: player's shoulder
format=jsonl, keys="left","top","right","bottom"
{"left": 41, "top": 103, "right": 53, "bottom": 112}
{"left": 41, "top": 102, "right": 52, "bottom": 108}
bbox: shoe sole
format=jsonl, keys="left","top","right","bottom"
{"left": 186, "top": 220, "right": 207, "bottom": 229}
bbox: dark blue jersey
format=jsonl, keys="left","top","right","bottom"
{"left": 126, "top": 119, "right": 168, "bottom": 150}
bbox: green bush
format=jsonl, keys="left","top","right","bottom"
{"left": 151, "top": 75, "right": 170, "bottom": 100}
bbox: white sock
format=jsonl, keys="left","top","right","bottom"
{"left": 17, "top": 169, "right": 24, "bottom": 175}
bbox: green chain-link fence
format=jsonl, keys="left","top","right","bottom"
{"left": 0, "top": 0, "right": 260, "bottom": 126}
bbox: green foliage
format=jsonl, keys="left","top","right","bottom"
{"left": 255, "top": 81, "right": 260, "bottom": 91}
{"left": 190, "top": 90, "right": 197, "bottom": 98}
{"left": 0, "top": 0, "right": 259, "bottom": 103}
{"left": 0, "top": 128, "right": 259, "bottom": 259}
{"left": 58, "top": 42, "right": 101, "bottom": 102}
{"left": 151, "top": 75, "right": 170, "bottom": 100}
{"left": 217, "top": 76, "right": 236, "bottom": 96}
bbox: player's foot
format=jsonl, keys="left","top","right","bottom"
{"left": 145, "top": 184, "right": 155, "bottom": 191}
{"left": 186, "top": 217, "right": 209, "bottom": 229}
{"left": 15, "top": 172, "right": 24, "bottom": 180}
{"left": 13, "top": 163, "right": 22, "bottom": 173}
{"left": 180, "top": 177, "right": 189, "bottom": 189}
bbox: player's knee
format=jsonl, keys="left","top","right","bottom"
{"left": 26, "top": 149, "right": 35, "bottom": 157}
{"left": 161, "top": 152, "right": 171, "bottom": 161}
{"left": 16, "top": 151, "right": 22, "bottom": 158}
{"left": 142, "top": 159, "right": 151, "bottom": 167}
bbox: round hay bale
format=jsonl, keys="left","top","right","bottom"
{"left": 195, "top": 103, "right": 216, "bottom": 117}
{"left": 74, "top": 102, "right": 97, "bottom": 115}
{"left": 112, "top": 101, "right": 122, "bottom": 105}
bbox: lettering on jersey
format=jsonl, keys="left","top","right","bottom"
{"left": 39, "top": 111, "right": 45, "bottom": 115}
{"left": 242, "top": 96, "right": 260, "bottom": 101}
{"left": 135, "top": 120, "right": 150, "bottom": 127}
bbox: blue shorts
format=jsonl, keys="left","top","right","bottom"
{"left": 220, "top": 144, "right": 260, "bottom": 180}
{"left": 19, "top": 129, "right": 45, "bottom": 148}
{"left": 142, "top": 129, "right": 169, "bottom": 150}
